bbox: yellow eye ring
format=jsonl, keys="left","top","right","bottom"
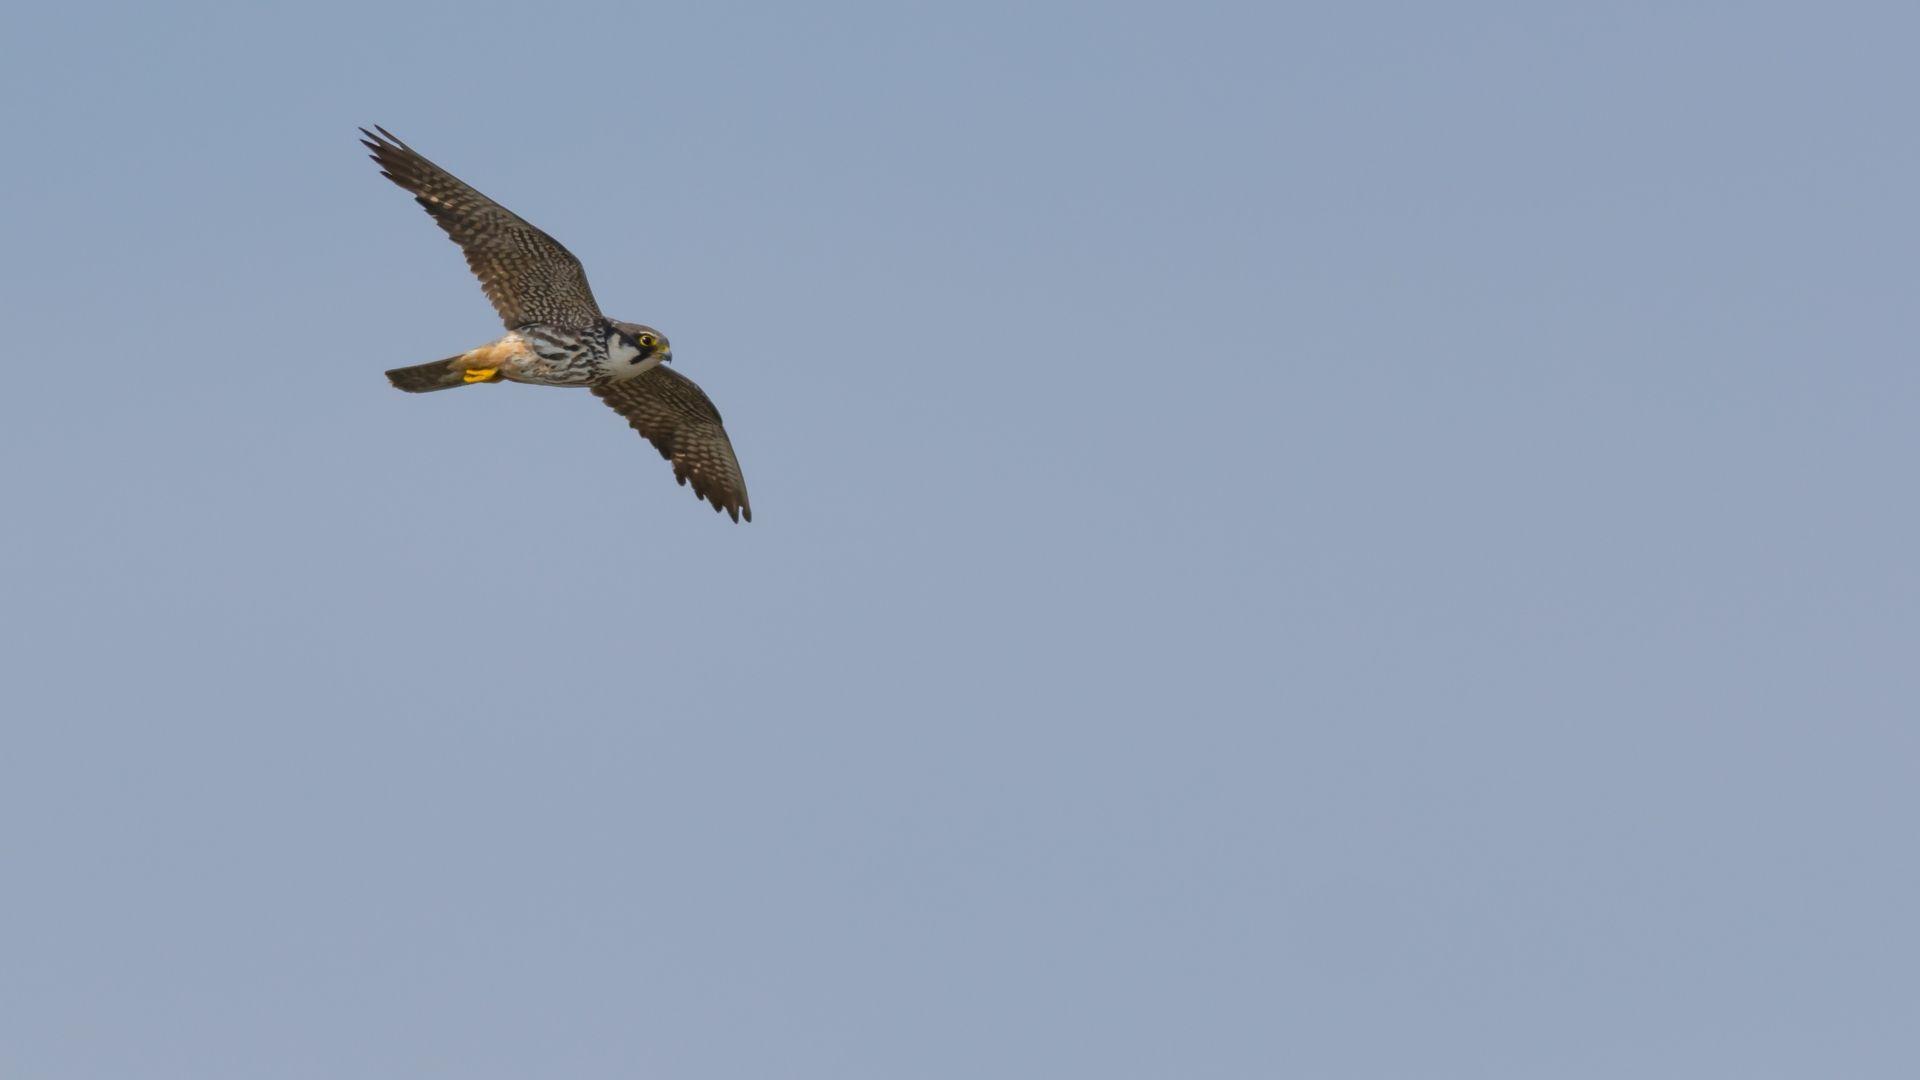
{"left": 638, "top": 333, "right": 658, "bottom": 348}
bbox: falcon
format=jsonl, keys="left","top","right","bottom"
{"left": 361, "top": 126, "right": 751, "bottom": 522}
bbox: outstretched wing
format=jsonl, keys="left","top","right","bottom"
{"left": 593, "top": 367, "right": 752, "bottom": 523}
{"left": 360, "top": 126, "right": 604, "bottom": 330}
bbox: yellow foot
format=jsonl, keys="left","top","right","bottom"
{"left": 463, "top": 367, "right": 502, "bottom": 383}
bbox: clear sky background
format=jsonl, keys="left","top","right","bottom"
{"left": 2, "top": 2, "right": 1916, "bottom": 1077}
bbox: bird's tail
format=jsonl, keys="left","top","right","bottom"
{"left": 385, "top": 355, "right": 503, "bottom": 393}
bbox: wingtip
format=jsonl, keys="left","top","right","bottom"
{"left": 359, "top": 126, "right": 413, "bottom": 158}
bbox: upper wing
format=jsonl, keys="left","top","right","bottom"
{"left": 593, "top": 367, "right": 752, "bottom": 523}
{"left": 360, "top": 126, "right": 604, "bottom": 330}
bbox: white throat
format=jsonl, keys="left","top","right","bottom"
{"left": 607, "top": 332, "right": 642, "bottom": 367}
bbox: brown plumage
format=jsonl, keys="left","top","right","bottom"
{"left": 360, "top": 126, "right": 605, "bottom": 330}
{"left": 594, "top": 366, "right": 753, "bottom": 522}
{"left": 363, "top": 126, "right": 753, "bottom": 522}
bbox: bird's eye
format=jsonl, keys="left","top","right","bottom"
{"left": 638, "top": 333, "right": 657, "bottom": 348}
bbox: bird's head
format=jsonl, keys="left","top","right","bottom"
{"left": 608, "top": 321, "right": 671, "bottom": 380}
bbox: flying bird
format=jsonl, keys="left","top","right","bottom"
{"left": 361, "top": 126, "right": 751, "bottom": 522}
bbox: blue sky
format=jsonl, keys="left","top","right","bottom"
{"left": 3, "top": 2, "right": 1917, "bottom": 1077}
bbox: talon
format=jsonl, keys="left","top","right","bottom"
{"left": 463, "top": 367, "right": 502, "bottom": 383}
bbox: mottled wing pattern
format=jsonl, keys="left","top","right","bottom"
{"left": 593, "top": 367, "right": 752, "bottom": 522}
{"left": 360, "top": 126, "right": 603, "bottom": 330}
